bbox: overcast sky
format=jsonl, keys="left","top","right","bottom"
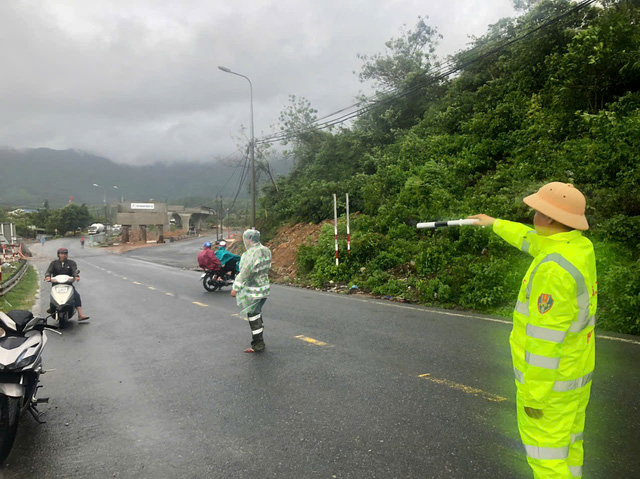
{"left": 0, "top": 0, "right": 516, "bottom": 164}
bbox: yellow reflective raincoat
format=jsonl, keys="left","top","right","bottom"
{"left": 493, "top": 219, "right": 597, "bottom": 479}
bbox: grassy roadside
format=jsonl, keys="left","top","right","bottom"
{"left": 0, "top": 264, "right": 39, "bottom": 312}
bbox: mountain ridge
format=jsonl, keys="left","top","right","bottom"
{"left": 0, "top": 147, "right": 286, "bottom": 208}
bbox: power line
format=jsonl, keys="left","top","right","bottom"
{"left": 257, "top": 0, "right": 597, "bottom": 145}
{"left": 215, "top": 146, "right": 248, "bottom": 196}
{"left": 229, "top": 146, "right": 251, "bottom": 208}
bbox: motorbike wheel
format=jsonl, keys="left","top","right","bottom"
{"left": 203, "top": 275, "right": 220, "bottom": 292}
{"left": 0, "top": 395, "right": 21, "bottom": 463}
{"left": 58, "top": 312, "right": 68, "bottom": 329}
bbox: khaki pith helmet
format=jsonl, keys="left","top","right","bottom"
{"left": 523, "top": 182, "right": 589, "bottom": 231}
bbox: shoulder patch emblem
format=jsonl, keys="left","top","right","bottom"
{"left": 537, "top": 294, "right": 554, "bottom": 314}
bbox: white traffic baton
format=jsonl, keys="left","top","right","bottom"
{"left": 417, "top": 219, "right": 479, "bottom": 229}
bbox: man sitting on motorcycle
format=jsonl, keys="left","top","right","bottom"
{"left": 215, "top": 240, "right": 240, "bottom": 280}
{"left": 44, "top": 247, "right": 90, "bottom": 320}
{"left": 198, "top": 241, "right": 222, "bottom": 279}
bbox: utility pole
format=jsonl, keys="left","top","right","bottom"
{"left": 217, "top": 194, "right": 223, "bottom": 239}
{"left": 218, "top": 66, "right": 255, "bottom": 228}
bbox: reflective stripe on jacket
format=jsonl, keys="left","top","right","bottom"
{"left": 493, "top": 219, "right": 597, "bottom": 409}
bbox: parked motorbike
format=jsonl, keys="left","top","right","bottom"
{"left": 0, "top": 310, "right": 57, "bottom": 463}
{"left": 201, "top": 269, "right": 236, "bottom": 292}
{"left": 47, "top": 274, "right": 77, "bottom": 328}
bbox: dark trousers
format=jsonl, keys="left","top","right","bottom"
{"left": 222, "top": 258, "right": 238, "bottom": 278}
{"left": 74, "top": 289, "right": 82, "bottom": 307}
{"left": 246, "top": 298, "right": 267, "bottom": 350}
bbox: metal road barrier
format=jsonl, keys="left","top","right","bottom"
{"left": 0, "top": 259, "right": 29, "bottom": 296}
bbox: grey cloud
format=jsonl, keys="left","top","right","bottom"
{"left": 0, "top": 0, "right": 515, "bottom": 164}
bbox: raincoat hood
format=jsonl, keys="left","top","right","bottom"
{"left": 243, "top": 229, "right": 261, "bottom": 250}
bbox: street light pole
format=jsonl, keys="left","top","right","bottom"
{"left": 92, "top": 183, "right": 107, "bottom": 222}
{"left": 218, "top": 65, "right": 255, "bottom": 229}
{"left": 113, "top": 185, "right": 123, "bottom": 203}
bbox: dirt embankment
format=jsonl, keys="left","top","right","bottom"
{"left": 266, "top": 221, "right": 329, "bottom": 282}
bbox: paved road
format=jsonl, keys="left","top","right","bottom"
{"left": 1, "top": 238, "right": 638, "bottom": 478}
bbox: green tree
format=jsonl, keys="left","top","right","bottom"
{"left": 46, "top": 204, "right": 92, "bottom": 235}
{"left": 355, "top": 16, "right": 445, "bottom": 142}
{"left": 356, "top": 16, "right": 441, "bottom": 90}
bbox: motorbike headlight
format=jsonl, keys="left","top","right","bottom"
{"left": 14, "top": 345, "right": 40, "bottom": 369}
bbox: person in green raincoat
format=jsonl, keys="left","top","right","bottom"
{"left": 469, "top": 182, "right": 596, "bottom": 479}
{"left": 230, "top": 229, "right": 272, "bottom": 353}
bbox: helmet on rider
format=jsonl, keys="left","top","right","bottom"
{"left": 203, "top": 241, "right": 212, "bottom": 248}
{"left": 218, "top": 240, "right": 227, "bottom": 248}
{"left": 57, "top": 247, "right": 69, "bottom": 256}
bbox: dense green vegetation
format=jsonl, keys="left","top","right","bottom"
{"left": 259, "top": 1, "right": 640, "bottom": 335}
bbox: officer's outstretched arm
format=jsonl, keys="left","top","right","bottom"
{"left": 521, "top": 263, "right": 576, "bottom": 409}
{"left": 493, "top": 219, "right": 543, "bottom": 257}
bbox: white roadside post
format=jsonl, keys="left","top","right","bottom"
{"left": 333, "top": 193, "right": 339, "bottom": 266}
{"left": 346, "top": 193, "right": 351, "bottom": 255}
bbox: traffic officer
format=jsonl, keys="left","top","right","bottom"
{"left": 469, "top": 182, "right": 597, "bottom": 479}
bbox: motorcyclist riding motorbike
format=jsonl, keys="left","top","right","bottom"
{"left": 44, "top": 248, "right": 90, "bottom": 321}
{"left": 215, "top": 240, "right": 240, "bottom": 280}
{"left": 198, "top": 242, "right": 222, "bottom": 280}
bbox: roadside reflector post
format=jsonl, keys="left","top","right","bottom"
{"left": 333, "top": 193, "right": 339, "bottom": 266}
{"left": 346, "top": 193, "right": 350, "bottom": 255}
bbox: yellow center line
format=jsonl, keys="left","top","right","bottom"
{"left": 133, "top": 282, "right": 142, "bottom": 285}
{"left": 193, "top": 301, "right": 209, "bottom": 307}
{"left": 295, "top": 335, "right": 328, "bottom": 346}
{"left": 148, "top": 286, "right": 156, "bottom": 291}
{"left": 418, "top": 373, "right": 506, "bottom": 403}
{"left": 165, "top": 292, "right": 174, "bottom": 297}
{"left": 122, "top": 277, "right": 128, "bottom": 280}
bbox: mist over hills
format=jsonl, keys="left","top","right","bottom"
{"left": 0, "top": 147, "right": 289, "bottom": 208}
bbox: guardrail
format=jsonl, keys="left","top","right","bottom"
{"left": 0, "top": 260, "right": 29, "bottom": 296}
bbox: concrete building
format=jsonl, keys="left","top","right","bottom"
{"left": 115, "top": 202, "right": 215, "bottom": 243}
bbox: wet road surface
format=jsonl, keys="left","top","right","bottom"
{"left": 1, "top": 238, "right": 638, "bottom": 478}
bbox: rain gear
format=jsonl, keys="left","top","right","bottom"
{"left": 215, "top": 244, "right": 241, "bottom": 277}
{"left": 197, "top": 248, "right": 221, "bottom": 271}
{"left": 493, "top": 219, "right": 597, "bottom": 479}
{"left": 233, "top": 229, "right": 272, "bottom": 350}
{"left": 215, "top": 245, "right": 241, "bottom": 267}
